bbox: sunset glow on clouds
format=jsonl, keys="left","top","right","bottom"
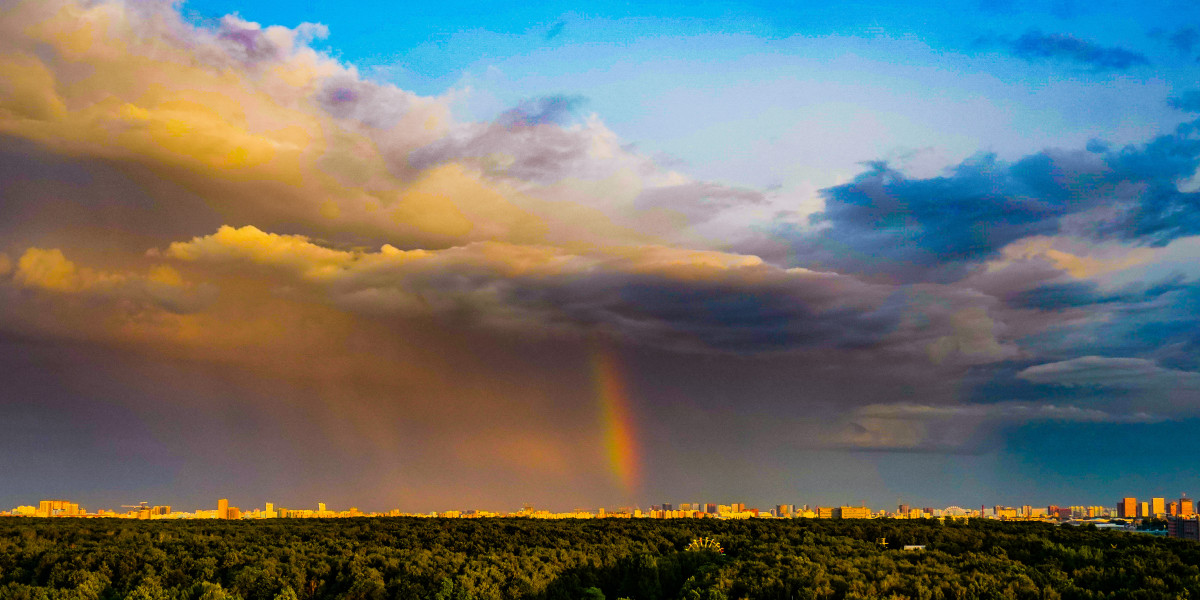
{"left": 3, "top": 0, "right": 1200, "bottom": 511}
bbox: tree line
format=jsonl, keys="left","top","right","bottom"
{"left": 0, "top": 516, "right": 1197, "bottom": 599}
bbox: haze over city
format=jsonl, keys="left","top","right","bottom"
{"left": 2, "top": 0, "right": 1200, "bottom": 514}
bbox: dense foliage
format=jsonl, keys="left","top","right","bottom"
{"left": 0, "top": 517, "right": 1197, "bottom": 600}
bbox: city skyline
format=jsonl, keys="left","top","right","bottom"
{"left": 7, "top": 491, "right": 1200, "bottom": 520}
{"left": 3, "top": 0, "right": 1200, "bottom": 511}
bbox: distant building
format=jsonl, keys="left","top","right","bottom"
{"left": 217, "top": 498, "right": 229, "bottom": 520}
{"left": 1118, "top": 497, "right": 1137, "bottom": 519}
{"left": 1168, "top": 517, "right": 1200, "bottom": 541}
{"left": 1152, "top": 498, "right": 1166, "bottom": 518}
{"left": 1181, "top": 497, "right": 1194, "bottom": 517}
{"left": 1140, "top": 502, "right": 1150, "bottom": 518}
{"left": 835, "top": 506, "right": 871, "bottom": 519}
{"left": 36, "top": 500, "right": 81, "bottom": 517}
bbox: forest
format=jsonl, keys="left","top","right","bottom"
{"left": 0, "top": 516, "right": 1196, "bottom": 600}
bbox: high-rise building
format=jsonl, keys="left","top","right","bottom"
{"left": 1170, "top": 501, "right": 1180, "bottom": 516}
{"left": 835, "top": 506, "right": 871, "bottom": 519}
{"left": 1140, "top": 502, "right": 1150, "bottom": 518}
{"left": 705, "top": 503, "right": 717, "bottom": 514}
{"left": 218, "top": 498, "right": 229, "bottom": 520}
{"left": 318, "top": 502, "right": 327, "bottom": 513}
{"left": 1169, "top": 517, "right": 1200, "bottom": 541}
{"left": 1152, "top": 498, "right": 1165, "bottom": 517}
{"left": 1118, "top": 497, "right": 1136, "bottom": 518}
{"left": 36, "top": 499, "right": 81, "bottom": 517}
{"left": 1181, "top": 497, "right": 1194, "bottom": 517}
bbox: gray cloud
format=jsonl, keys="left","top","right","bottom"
{"left": 832, "top": 400, "right": 1164, "bottom": 453}
{"left": 1017, "top": 355, "right": 1200, "bottom": 389}
{"left": 1169, "top": 91, "right": 1200, "bottom": 113}
{"left": 407, "top": 113, "right": 597, "bottom": 183}
{"left": 544, "top": 20, "right": 566, "bottom": 41}
{"left": 496, "top": 95, "right": 588, "bottom": 128}
{"left": 634, "top": 182, "right": 766, "bottom": 222}
{"left": 1003, "top": 30, "right": 1150, "bottom": 71}
{"left": 778, "top": 127, "right": 1200, "bottom": 282}
{"left": 163, "top": 226, "right": 907, "bottom": 354}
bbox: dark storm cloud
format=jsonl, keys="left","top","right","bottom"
{"left": 792, "top": 155, "right": 1087, "bottom": 281}
{"left": 1020, "top": 280, "right": 1200, "bottom": 372}
{"left": 161, "top": 226, "right": 908, "bottom": 355}
{"left": 1007, "top": 276, "right": 1187, "bottom": 311}
{"left": 1101, "top": 134, "right": 1200, "bottom": 245}
{"left": 1005, "top": 30, "right": 1150, "bottom": 71}
{"left": 828, "top": 399, "right": 1163, "bottom": 454}
{"left": 781, "top": 126, "right": 1200, "bottom": 281}
{"left": 535, "top": 274, "right": 903, "bottom": 353}
{"left": 460, "top": 271, "right": 899, "bottom": 353}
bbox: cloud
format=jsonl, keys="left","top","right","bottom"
{"left": 1017, "top": 355, "right": 1200, "bottom": 389}
{"left": 792, "top": 154, "right": 1092, "bottom": 281}
{"left": 544, "top": 20, "right": 566, "bottom": 41}
{"left": 988, "top": 236, "right": 1155, "bottom": 279}
{"left": 496, "top": 95, "right": 588, "bottom": 128}
{"left": 832, "top": 401, "right": 1163, "bottom": 452}
{"left": 782, "top": 125, "right": 1200, "bottom": 282}
{"left": 634, "top": 182, "right": 766, "bottom": 222}
{"left": 11, "top": 247, "right": 214, "bottom": 314}
{"left": 1150, "top": 26, "right": 1199, "bottom": 57}
{"left": 928, "top": 308, "right": 1016, "bottom": 365}
{"left": 1001, "top": 30, "right": 1150, "bottom": 71}
{"left": 1170, "top": 91, "right": 1200, "bottom": 113}
{"left": 161, "top": 225, "right": 904, "bottom": 353}
{"left": 1006, "top": 275, "right": 1186, "bottom": 311}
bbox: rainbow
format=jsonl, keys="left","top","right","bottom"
{"left": 592, "top": 347, "right": 641, "bottom": 494}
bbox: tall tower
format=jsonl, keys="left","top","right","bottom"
{"left": 218, "top": 498, "right": 229, "bottom": 520}
{"left": 1181, "top": 495, "right": 1194, "bottom": 517}
{"left": 318, "top": 502, "right": 326, "bottom": 513}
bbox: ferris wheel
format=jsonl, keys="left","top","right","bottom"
{"left": 686, "top": 537, "right": 725, "bottom": 553}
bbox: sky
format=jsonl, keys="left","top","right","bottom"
{"left": 2, "top": 0, "right": 1200, "bottom": 513}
